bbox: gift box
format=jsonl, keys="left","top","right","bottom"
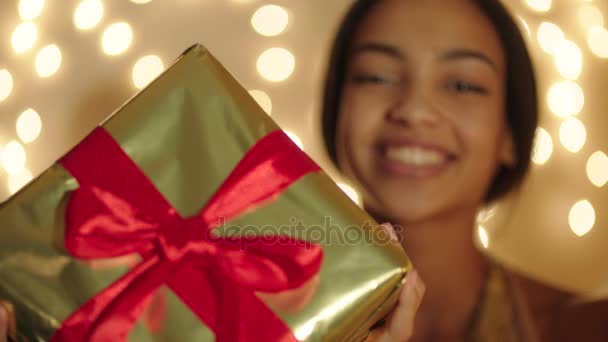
{"left": 0, "top": 44, "right": 410, "bottom": 342}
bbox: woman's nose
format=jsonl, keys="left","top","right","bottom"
{"left": 386, "top": 86, "right": 442, "bottom": 127}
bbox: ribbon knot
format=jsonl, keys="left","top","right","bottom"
{"left": 52, "top": 127, "right": 323, "bottom": 342}
{"left": 158, "top": 217, "right": 214, "bottom": 263}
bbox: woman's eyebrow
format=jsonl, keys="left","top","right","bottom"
{"left": 438, "top": 49, "right": 498, "bottom": 72}
{"left": 351, "top": 42, "right": 404, "bottom": 61}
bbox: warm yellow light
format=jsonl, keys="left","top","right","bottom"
{"left": 102, "top": 22, "right": 133, "bottom": 56}
{"left": 285, "top": 130, "right": 303, "bottom": 150}
{"left": 130, "top": 0, "right": 152, "bottom": 3}
{"left": 554, "top": 40, "right": 582, "bottom": 80}
{"left": 11, "top": 22, "right": 38, "bottom": 54}
{"left": 248, "top": 89, "right": 272, "bottom": 115}
{"left": 526, "top": 0, "right": 552, "bottom": 13}
{"left": 251, "top": 5, "right": 289, "bottom": 37}
{"left": 338, "top": 183, "right": 361, "bottom": 206}
{"left": 518, "top": 16, "right": 531, "bottom": 37}
{"left": 547, "top": 81, "right": 584, "bottom": 118}
{"left": 578, "top": 4, "right": 604, "bottom": 31}
{"left": 1, "top": 140, "right": 27, "bottom": 175}
{"left": 0, "top": 69, "right": 13, "bottom": 102}
{"left": 16, "top": 108, "right": 42, "bottom": 143}
{"left": 587, "top": 26, "right": 608, "bottom": 58}
{"left": 537, "top": 22, "right": 564, "bottom": 55}
{"left": 132, "top": 55, "right": 164, "bottom": 89}
{"left": 35, "top": 44, "right": 62, "bottom": 78}
{"left": 19, "top": 0, "right": 45, "bottom": 21}
{"left": 8, "top": 168, "right": 33, "bottom": 195}
{"left": 74, "top": 0, "right": 104, "bottom": 30}
{"left": 569, "top": 200, "right": 595, "bottom": 237}
{"left": 477, "top": 225, "right": 489, "bottom": 249}
{"left": 559, "top": 118, "right": 587, "bottom": 153}
{"left": 476, "top": 206, "right": 497, "bottom": 224}
{"left": 586, "top": 151, "right": 608, "bottom": 187}
{"left": 532, "top": 127, "right": 553, "bottom": 165}
{"left": 257, "top": 48, "right": 295, "bottom": 82}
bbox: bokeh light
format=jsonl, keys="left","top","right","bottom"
{"left": 251, "top": 5, "right": 289, "bottom": 37}
{"left": 19, "top": 0, "right": 45, "bottom": 21}
{"left": 569, "top": 200, "right": 595, "bottom": 237}
{"left": 132, "top": 55, "right": 164, "bottom": 89}
{"left": 0, "top": 70, "right": 13, "bottom": 102}
{"left": 74, "top": 0, "right": 104, "bottom": 30}
{"left": 559, "top": 118, "right": 587, "bottom": 153}
{"left": 1, "top": 140, "right": 27, "bottom": 175}
{"left": 8, "top": 168, "right": 33, "bottom": 195}
{"left": 131, "top": 0, "right": 152, "bottom": 3}
{"left": 586, "top": 151, "right": 608, "bottom": 187}
{"left": 16, "top": 108, "right": 42, "bottom": 143}
{"left": 257, "top": 48, "right": 295, "bottom": 82}
{"left": 248, "top": 89, "right": 272, "bottom": 115}
{"left": 547, "top": 81, "right": 584, "bottom": 118}
{"left": 526, "top": 0, "right": 552, "bottom": 13}
{"left": 531, "top": 127, "right": 553, "bottom": 165}
{"left": 102, "top": 22, "right": 133, "bottom": 56}
{"left": 11, "top": 22, "right": 38, "bottom": 54}
{"left": 537, "top": 22, "right": 564, "bottom": 55}
{"left": 338, "top": 183, "right": 361, "bottom": 206}
{"left": 35, "top": 44, "right": 62, "bottom": 78}
{"left": 518, "top": 16, "right": 531, "bottom": 37}
{"left": 554, "top": 40, "right": 582, "bottom": 80}
{"left": 476, "top": 205, "right": 497, "bottom": 224}
{"left": 587, "top": 26, "right": 608, "bottom": 58}
{"left": 578, "top": 4, "right": 604, "bottom": 31}
{"left": 285, "top": 130, "right": 303, "bottom": 150}
{"left": 477, "top": 225, "right": 489, "bottom": 249}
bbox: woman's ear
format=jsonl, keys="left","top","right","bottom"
{"left": 499, "top": 130, "right": 517, "bottom": 168}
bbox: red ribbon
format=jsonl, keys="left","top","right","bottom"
{"left": 52, "top": 127, "right": 323, "bottom": 342}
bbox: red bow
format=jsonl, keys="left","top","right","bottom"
{"left": 52, "top": 127, "right": 323, "bottom": 342}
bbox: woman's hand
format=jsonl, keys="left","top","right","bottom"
{"left": 0, "top": 305, "right": 6, "bottom": 342}
{"left": 0, "top": 300, "right": 15, "bottom": 342}
{"left": 366, "top": 224, "right": 426, "bottom": 342}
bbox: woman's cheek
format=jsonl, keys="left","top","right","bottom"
{"left": 459, "top": 108, "right": 500, "bottom": 144}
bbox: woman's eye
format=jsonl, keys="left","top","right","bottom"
{"left": 446, "top": 81, "right": 487, "bottom": 95}
{"left": 351, "top": 74, "right": 396, "bottom": 85}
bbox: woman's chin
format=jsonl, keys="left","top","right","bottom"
{"left": 364, "top": 199, "right": 441, "bottom": 227}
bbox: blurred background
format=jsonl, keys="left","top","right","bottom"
{"left": 0, "top": 0, "right": 606, "bottom": 301}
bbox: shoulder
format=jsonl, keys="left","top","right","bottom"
{"left": 505, "top": 269, "right": 608, "bottom": 341}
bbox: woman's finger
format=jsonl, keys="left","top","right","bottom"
{"left": 0, "top": 300, "right": 15, "bottom": 342}
{"left": 0, "top": 304, "right": 7, "bottom": 342}
{"left": 379, "top": 270, "right": 426, "bottom": 342}
{"left": 379, "top": 222, "right": 399, "bottom": 242}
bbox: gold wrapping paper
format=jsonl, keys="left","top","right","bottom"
{"left": 0, "top": 44, "right": 410, "bottom": 341}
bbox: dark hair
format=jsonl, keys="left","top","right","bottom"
{"left": 321, "top": 0, "right": 538, "bottom": 202}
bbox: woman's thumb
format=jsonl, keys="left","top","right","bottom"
{"left": 0, "top": 304, "right": 7, "bottom": 342}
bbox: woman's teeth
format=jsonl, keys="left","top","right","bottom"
{"left": 386, "top": 146, "right": 446, "bottom": 166}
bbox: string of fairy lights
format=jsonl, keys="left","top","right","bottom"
{"left": 474, "top": 0, "right": 608, "bottom": 248}
{"left": 0, "top": 0, "right": 358, "bottom": 203}
{"left": 0, "top": 0, "right": 606, "bottom": 244}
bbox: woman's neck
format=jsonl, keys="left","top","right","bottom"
{"left": 392, "top": 207, "right": 488, "bottom": 339}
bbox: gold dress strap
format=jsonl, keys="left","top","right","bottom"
{"left": 467, "top": 264, "right": 540, "bottom": 342}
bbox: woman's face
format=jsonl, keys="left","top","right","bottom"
{"left": 335, "top": 0, "right": 514, "bottom": 224}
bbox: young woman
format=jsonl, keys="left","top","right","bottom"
{"left": 0, "top": 0, "right": 538, "bottom": 340}
{"left": 321, "top": 0, "right": 538, "bottom": 340}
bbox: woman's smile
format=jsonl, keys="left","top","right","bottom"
{"left": 377, "top": 140, "right": 457, "bottom": 178}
